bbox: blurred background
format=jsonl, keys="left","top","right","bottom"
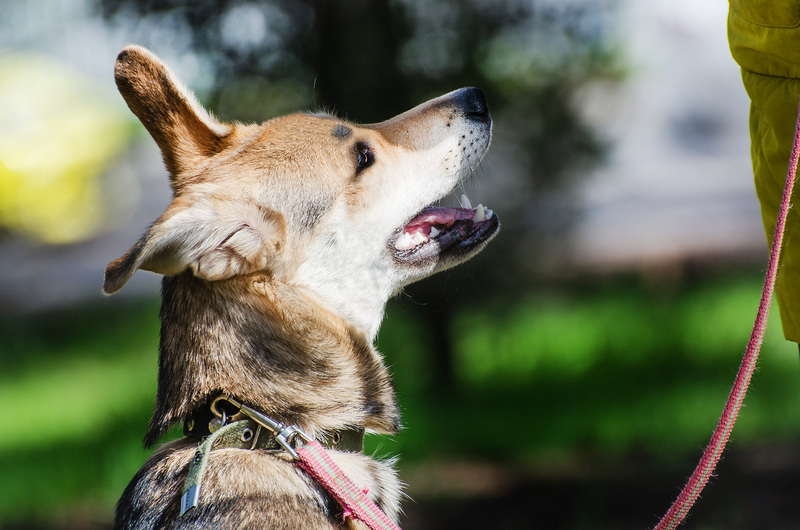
{"left": 2, "top": 0, "right": 799, "bottom": 528}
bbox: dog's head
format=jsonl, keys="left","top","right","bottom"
{"left": 104, "top": 45, "right": 498, "bottom": 338}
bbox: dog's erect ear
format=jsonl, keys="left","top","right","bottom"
{"left": 114, "top": 45, "right": 231, "bottom": 180}
{"left": 103, "top": 196, "right": 286, "bottom": 294}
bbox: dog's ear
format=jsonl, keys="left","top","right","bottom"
{"left": 114, "top": 45, "right": 231, "bottom": 180}
{"left": 103, "top": 196, "right": 286, "bottom": 294}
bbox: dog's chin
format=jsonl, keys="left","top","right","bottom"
{"left": 388, "top": 202, "right": 499, "bottom": 270}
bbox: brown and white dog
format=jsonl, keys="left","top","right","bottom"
{"left": 104, "top": 45, "right": 498, "bottom": 529}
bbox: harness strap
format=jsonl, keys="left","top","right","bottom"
{"left": 181, "top": 420, "right": 244, "bottom": 515}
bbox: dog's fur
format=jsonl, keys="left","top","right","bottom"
{"left": 105, "top": 45, "right": 498, "bottom": 529}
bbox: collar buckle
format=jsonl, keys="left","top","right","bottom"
{"left": 211, "top": 395, "right": 311, "bottom": 459}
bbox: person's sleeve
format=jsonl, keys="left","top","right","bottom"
{"left": 729, "top": 0, "right": 800, "bottom": 342}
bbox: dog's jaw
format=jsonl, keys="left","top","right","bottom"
{"left": 389, "top": 202, "right": 499, "bottom": 265}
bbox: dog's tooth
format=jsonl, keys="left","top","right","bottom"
{"left": 473, "top": 204, "right": 486, "bottom": 222}
{"left": 484, "top": 207, "right": 493, "bottom": 219}
{"left": 429, "top": 226, "right": 440, "bottom": 238}
{"left": 411, "top": 232, "right": 427, "bottom": 246}
{"left": 460, "top": 194, "right": 472, "bottom": 209}
{"left": 395, "top": 232, "right": 413, "bottom": 250}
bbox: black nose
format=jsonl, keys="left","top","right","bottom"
{"left": 455, "top": 87, "right": 490, "bottom": 122}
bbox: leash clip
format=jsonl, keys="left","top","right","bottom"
{"left": 272, "top": 424, "right": 312, "bottom": 459}
{"left": 211, "top": 395, "right": 311, "bottom": 459}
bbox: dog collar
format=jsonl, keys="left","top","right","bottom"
{"left": 183, "top": 416, "right": 365, "bottom": 453}
{"left": 183, "top": 405, "right": 364, "bottom": 454}
{"left": 181, "top": 396, "right": 400, "bottom": 530}
{"left": 181, "top": 395, "right": 365, "bottom": 516}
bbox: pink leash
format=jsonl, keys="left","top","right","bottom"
{"left": 297, "top": 441, "right": 401, "bottom": 530}
{"left": 653, "top": 99, "right": 800, "bottom": 529}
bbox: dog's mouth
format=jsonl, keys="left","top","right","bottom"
{"left": 389, "top": 194, "right": 499, "bottom": 265}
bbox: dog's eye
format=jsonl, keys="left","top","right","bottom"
{"left": 355, "top": 143, "right": 374, "bottom": 175}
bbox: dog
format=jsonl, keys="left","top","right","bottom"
{"left": 104, "top": 45, "right": 498, "bottom": 529}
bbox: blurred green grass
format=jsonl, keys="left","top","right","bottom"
{"left": 0, "top": 301, "right": 162, "bottom": 526}
{"left": 376, "top": 272, "right": 800, "bottom": 461}
{"left": 1, "top": 271, "right": 798, "bottom": 526}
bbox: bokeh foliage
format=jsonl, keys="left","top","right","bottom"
{"left": 0, "top": 55, "right": 132, "bottom": 243}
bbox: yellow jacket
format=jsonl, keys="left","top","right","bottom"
{"left": 729, "top": 0, "right": 800, "bottom": 342}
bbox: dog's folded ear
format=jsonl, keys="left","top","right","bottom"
{"left": 105, "top": 46, "right": 287, "bottom": 294}
{"left": 103, "top": 197, "right": 286, "bottom": 294}
{"left": 114, "top": 45, "right": 231, "bottom": 181}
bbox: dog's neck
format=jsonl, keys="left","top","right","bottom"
{"left": 144, "top": 270, "right": 400, "bottom": 447}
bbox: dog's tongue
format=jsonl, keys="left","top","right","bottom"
{"left": 404, "top": 207, "right": 467, "bottom": 231}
